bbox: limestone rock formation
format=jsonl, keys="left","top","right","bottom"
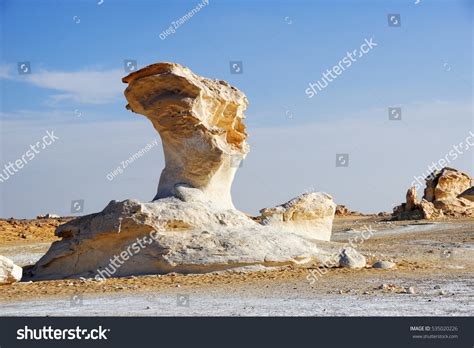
{"left": 405, "top": 186, "right": 418, "bottom": 212}
{"left": 433, "top": 197, "right": 474, "bottom": 217}
{"left": 0, "top": 255, "right": 22, "bottom": 284}
{"left": 30, "top": 198, "right": 337, "bottom": 280}
{"left": 259, "top": 193, "right": 335, "bottom": 241}
{"left": 30, "top": 63, "right": 337, "bottom": 280}
{"left": 334, "top": 205, "right": 361, "bottom": 216}
{"left": 424, "top": 167, "right": 471, "bottom": 202}
{"left": 123, "top": 62, "right": 248, "bottom": 210}
{"left": 393, "top": 187, "right": 423, "bottom": 220}
{"left": 338, "top": 247, "right": 366, "bottom": 269}
{"left": 393, "top": 167, "right": 474, "bottom": 220}
{"left": 37, "top": 213, "right": 60, "bottom": 219}
{"left": 419, "top": 199, "right": 444, "bottom": 220}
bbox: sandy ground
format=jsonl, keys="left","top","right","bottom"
{"left": 0, "top": 217, "right": 72, "bottom": 244}
{"left": 0, "top": 216, "right": 472, "bottom": 316}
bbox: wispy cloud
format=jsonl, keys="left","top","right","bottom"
{"left": 0, "top": 64, "right": 124, "bottom": 104}
{"left": 0, "top": 65, "right": 12, "bottom": 79}
{"left": 0, "top": 109, "right": 83, "bottom": 123}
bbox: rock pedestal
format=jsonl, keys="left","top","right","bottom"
{"left": 123, "top": 63, "right": 249, "bottom": 210}
{"left": 30, "top": 63, "right": 337, "bottom": 280}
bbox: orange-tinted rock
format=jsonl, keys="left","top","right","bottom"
{"left": 424, "top": 167, "right": 471, "bottom": 202}
{"left": 405, "top": 186, "right": 419, "bottom": 212}
{"left": 393, "top": 167, "right": 474, "bottom": 220}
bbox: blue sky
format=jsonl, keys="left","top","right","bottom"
{"left": 0, "top": 0, "right": 472, "bottom": 218}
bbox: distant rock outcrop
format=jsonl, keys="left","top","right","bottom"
{"left": 334, "top": 205, "right": 361, "bottom": 217}
{"left": 424, "top": 167, "right": 471, "bottom": 202}
{"left": 405, "top": 186, "right": 418, "bottom": 212}
{"left": 393, "top": 167, "right": 474, "bottom": 220}
{"left": 30, "top": 63, "right": 337, "bottom": 280}
{"left": 37, "top": 213, "right": 60, "bottom": 219}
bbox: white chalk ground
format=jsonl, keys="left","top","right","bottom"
{"left": 0, "top": 278, "right": 472, "bottom": 317}
{"left": 331, "top": 222, "right": 458, "bottom": 240}
{"left": 1, "top": 222, "right": 473, "bottom": 316}
{"left": 0, "top": 242, "right": 51, "bottom": 267}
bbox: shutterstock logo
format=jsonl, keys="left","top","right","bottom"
{"left": 17, "top": 326, "right": 110, "bottom": 341}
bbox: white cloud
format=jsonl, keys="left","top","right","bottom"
{"left": 0, "top": 64, "right": 124, "bottom": 104}
{"left": 27, "top": 69, "right": 124, "bottom": 104}
{"left": 0, "top": 65, "right": 13, "bottom": 79}
{"left": 0, "top": 109, "right": 104, "bottom": 126}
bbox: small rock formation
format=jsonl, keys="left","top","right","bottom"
{"left": 259, "top": 193, "right": 336, "bottom": 241}
{"left": 123, "top": 62, "right": 249, "bottom": 210}
{"left": 37, "top": 213, "right": 60, "bottom": 219}
{"left": 405, "top": 186, "right": 418, "bottom": 212}
{"left": 393, "top": 187, "right": 426, "bottom": 220}
{"left": 338, "top": 247, "right": 366, "bottom": 269}
{"left": 393, "top": 167, "right": 474, "bottom": 220}
{"left": 372, "top": 260, "right": 395, "bottom": 269}
{"left": 334, "top": 205, "right": 361, "bottom": 216}
{"left": 0, "top": 255, "right": 22, "bottom": 284}
{"left": 30, "top": 63, "right": 337, "bottom": 280}
{"left": 418, "top": 199, "right": 443, "bottom": 219}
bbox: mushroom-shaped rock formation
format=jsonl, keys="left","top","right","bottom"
{"left": 123, "top": 62, "right": 248, "bottom": 209}
{"left": 29, "top": 63, "right": 337, "bottom": 280}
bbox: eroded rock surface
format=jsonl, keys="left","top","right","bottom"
{"left": 405, "top": 186, "right": 418, "bottom": 212}
{"left": 335, "top": 205, "right": 361, "bottom": 217}
{"left": 393, "top": 167, "right": 474, "bottom": 220}
{"left": 123, "top": 62, "right": 249, "bottom": 210}
{"left": 30, "top": 63, "right": 337, "bottom": 280}
{"left": 30, "top": 198, "right": 337, "bottom": 280}
{"left": 259, "top": 193, "right": 335, "bottom": 241}
{"left": 0, "top": 255, "right": 22, "bottom": 284}
{"left": 424, "top": 167, "right": 471, "bottom": 202}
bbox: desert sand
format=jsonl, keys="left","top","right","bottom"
{"left": 0, "top": 215, "right": 472, "bottom": 316}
